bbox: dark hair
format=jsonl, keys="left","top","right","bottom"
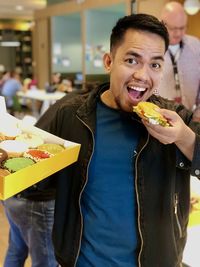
{"left": 110, "top": 13, "right": 169, "bottom": 52}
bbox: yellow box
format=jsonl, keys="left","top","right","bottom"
{"left": 0, "top": 98, "right": 81, "bottom": 200}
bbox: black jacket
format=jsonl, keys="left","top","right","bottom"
{"left": 36, "top": 83, "right": 200, "bottom": 267}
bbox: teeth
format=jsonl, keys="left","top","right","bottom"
{"left": 128, "top": 85, "right": 146, "bottom": 92}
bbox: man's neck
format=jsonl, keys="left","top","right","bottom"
{"left": 100, "top": 90, "right": 119, "bottom": 109}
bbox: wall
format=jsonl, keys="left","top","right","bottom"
{"left": 51, "top": 14, "right": 82, "bottom": 73}
{"left": 137, "top": 0, "right": 167, "bottom": 17}
{"left": 187, "top": 15, "right": 200, "bottom": 38}
{"left": 34, "top": 0, "right": 200, "bottom": 87}
{"left": 85, "top": 8, "right": 125, "bottom": 74}
{"left": 34, "top": 18, "right": 51, "bottom": 88}
{"left": 137, "top": 0, "right": 200, "bottom": 38}
{"left": 165, "top": 0, "right": 200, "bottom": 38}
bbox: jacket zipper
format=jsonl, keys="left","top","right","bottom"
{"left": 174, "top": 193, "right": 183, "bottom": 238}
{"left": 73, "top": 115, "right": 95, "bottom": 267}
{"left": 135, "top": 132, "right": 150, "bottom": 267}
{"left": 74, "top": 115, "right": 150, "bottom": 267}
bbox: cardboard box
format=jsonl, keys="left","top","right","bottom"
{"left": 0, "top": 97, "right": 81, "bottom": 200}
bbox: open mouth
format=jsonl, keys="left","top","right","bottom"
{"left": 127, "top": 85, "right": 147, "bottom": 100}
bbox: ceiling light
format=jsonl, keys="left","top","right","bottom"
{"left": 16, "top": 5, "right": 24, "bottom": 11}
{"left": 184, "top": 0, "right": 200, "bottom": 15}
{"left": 76, "top": 0, "right": 85, "bottom": 4}
{"left": 0, "top": 41, "right": 20, "bottom": 47}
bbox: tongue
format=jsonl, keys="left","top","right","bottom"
{"left": 129, "top": 89, "right": 142, "bottom": 99}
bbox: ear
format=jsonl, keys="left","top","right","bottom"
{"left": 103, "top": 53, "right": 112, "bottom": 73}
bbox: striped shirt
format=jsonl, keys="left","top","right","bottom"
{"left": 158, "top": 35, "right": 200, "bottom": 110}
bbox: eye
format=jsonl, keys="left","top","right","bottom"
{"left": 125, "top": 57, "right": 137, "bottom": 65}
{"left": 151, "top": 62, "right": 162, "bottom": 70}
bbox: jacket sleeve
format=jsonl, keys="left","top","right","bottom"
{"left": 166, "top": 98, "right": 200, "bottom": 179}
{"left": 190, "top": 135, "right": 200, "bottom": 179}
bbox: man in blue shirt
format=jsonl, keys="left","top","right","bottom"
{"left": 1, "top": 70, "right": 22, "bottom": 112}
{"left": 36, "top": 13, "right": 200, "bottom": 267}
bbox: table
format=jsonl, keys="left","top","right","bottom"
{"left": 17, "top": 89, "right": 66, "bottom": 118}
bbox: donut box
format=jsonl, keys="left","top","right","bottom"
{"left": 0, "top": 97, "right": 81, "bottom": 200}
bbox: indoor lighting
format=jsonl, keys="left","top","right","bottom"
{"left": 184, "top": 0, "right": 200, "bottom": 15}
{"left": 16, "top": 5, "right": 24, "bottom": 11}
{"left": 0, "top": 41, "right": 20, "bottom": 47}
{"left": 76, "top": 0, "right": 85, "bottom": 4}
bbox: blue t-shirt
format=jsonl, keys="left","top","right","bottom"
{"left": 1, "top": 78, "right": 21, "bottom": 108}
{"left": 77, "top": 101, "right": 141, "bottom": 267}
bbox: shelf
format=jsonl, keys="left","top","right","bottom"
{"left": 0, "top": 29, "right": 32, "bottom": 79}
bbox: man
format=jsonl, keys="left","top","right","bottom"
{"left": 1, "top": 71, "right": 22, "bottom": 114}
{"left": 158, "top": 1, "right": 200, "bottom": 120}
{"left": 36, "top": 13, "right": 200, "bottom": 267}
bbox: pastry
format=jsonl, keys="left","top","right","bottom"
{"left": 0, "top": 140, "right": 29, "bottom": 157}
{"left": 0, "top": 148, "right": 8, "bottom": 164}
{"left": 0, "top": 124, "right": 22, "bottom": 140}
{"left": 0, "top": 168, "right": 11, "bottom": 179}
{"left": 16, "top": 133, "right": 44, "bottom": 148}
{"left": 3, "top": 157, "right": 35, "bottom": 173}
{"left": 24, "top": 149, "right": 52, "bottom": 162}
{"left": 37, "top": 143, "right": 65, "bottom": 154}
{"left": 0, "top": 133, "right": 6, "bottom": 141}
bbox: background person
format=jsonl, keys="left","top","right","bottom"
{"left": 45, "top": 73, "right": 62, "bottom": 93}
{"left": 158, "top": 1, "right": 200, "bottom": 120}
{"left": 36, "top": 13, "right": 200, "bottom": 267}
{"left": 2, "top": 155, "right": 58, "bottom": 266}
{"left": 0, "top": 70, "right": 22, "bottom": 114}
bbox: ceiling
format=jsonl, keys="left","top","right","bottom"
{"left": 0, "top": 0, "right": 47, "bottom": 20}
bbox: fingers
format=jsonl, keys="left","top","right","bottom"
{"left": 158, "top": 109, "right": 178, "bottom": 125}
{"left": 142, "top": 118, "right": 177, "bottom": 144}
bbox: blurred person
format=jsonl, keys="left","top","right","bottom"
{"left": 0, "top": 70, "right": 10, "bottom": 91}
{"left": 160, "top": 1, "right": 200, "bottom": 227}
{"left": 57, "top": 78, "right": 73, "bottom": 93}
{"left": 35, "top": 13, "right": 200, "bottom": 267}
{"left": 0, "top": 64, "right": 5, "bottom": 90}
{"left": 1, "top": 70, "right": 22, "bottom": 114}
{"left": 0, "top": 64, "right": 5, "bottom": 73}
{"left": 22, "top": 78, "right": 32, "bottom": 92}
{"left": 158, "top": 1, "right": 200, "bottom": 120}
{"left": 45, "top": 73, "right": 62, "bottom": 93}
{"left": 2, "top": 170, "right": 58, "bottom": 267}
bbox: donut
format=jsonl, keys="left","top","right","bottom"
{"left": 0, "top": 168, "right": 11, "bottom": 179}
{"left": 24, "top": 149, "right": 52, "bottom": 162}
{"left": 37, "top": 143, "right": 65, "bottom": 154}
{"left": 0, "top": 148, "right": 8, "bottom": 164}
{"left": 0, "top": 140, "right": 29, "bottom": 157}
{"left": 16, "top": 133, "right": 44, "bottom": 148}
{"left": 3, "top": 157, "right": 35, "bottom": 173}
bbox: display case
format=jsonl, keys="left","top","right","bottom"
{"left": 16, "top": 30, "right": 32, "bottom": 79}
{"left": 0, "top": 29, "right": 32, "bottom": 79}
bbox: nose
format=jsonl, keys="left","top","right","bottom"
{"left": 132, "top": 64, "right": 149, "bottom": 83}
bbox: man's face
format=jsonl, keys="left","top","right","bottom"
{"left": 163, "top": 14, "right": 187, "bottom": 45}
{"left": 103, "top": 29, "right": 165, "bottom": 112}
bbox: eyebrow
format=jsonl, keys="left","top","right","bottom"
{"left": 127, "top": 51, "right": 164, "bottom": 61}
